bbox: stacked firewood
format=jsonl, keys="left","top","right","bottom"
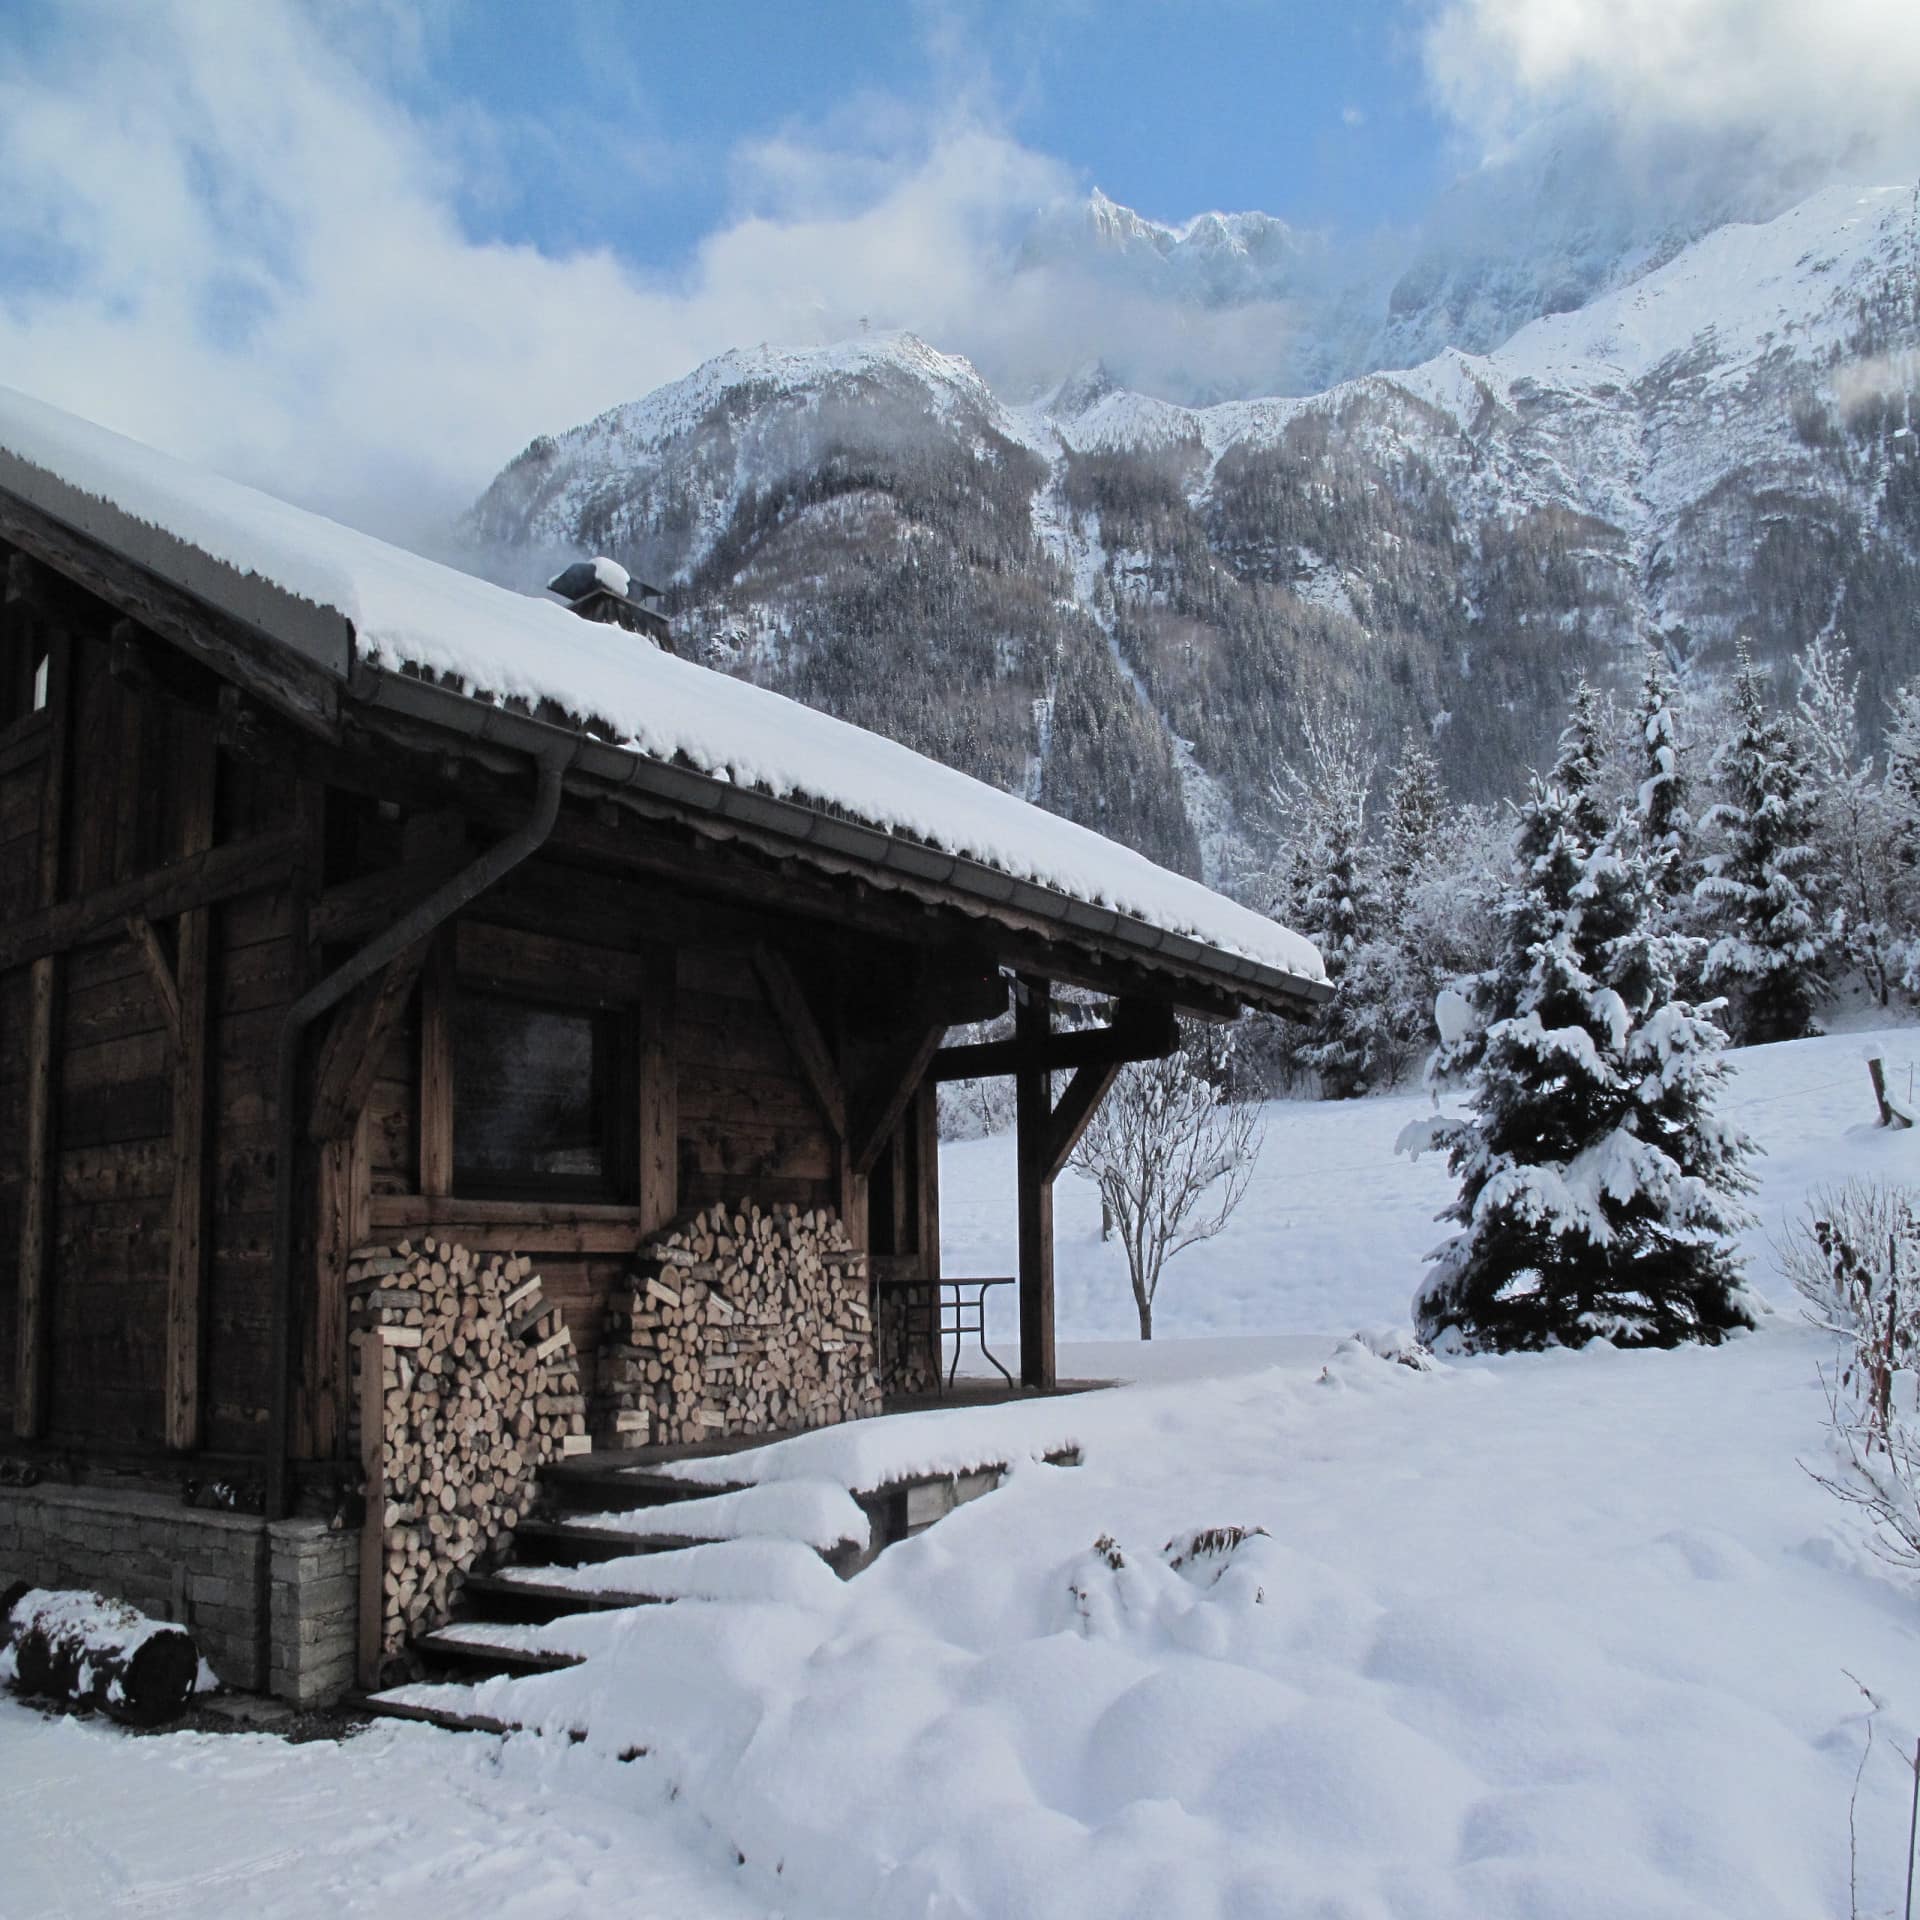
{"left": 598, "top": 1201, "right": 880, "bottom": 1448}
{"left": 348, "top": 1238, "right": 588, "bottom": 1654}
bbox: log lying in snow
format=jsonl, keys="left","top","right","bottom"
{"left": 6, "top": 1587, "right": 201, "bottom": 1727}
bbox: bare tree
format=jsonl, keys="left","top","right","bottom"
{"left": 1070, "top": 1031, "right": 1264, "bottom": 1339}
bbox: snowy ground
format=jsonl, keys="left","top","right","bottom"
{"left": 6, "top": 1031, "right": 1920, "bottom": 1917}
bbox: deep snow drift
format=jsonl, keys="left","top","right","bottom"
{"left": 5, "top": 1030, "right": 1920, "bottom": 1918}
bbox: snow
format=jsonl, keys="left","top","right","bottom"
{"left": 0, "top": 1702, "right": 781, "bottom": 1919}
{"left": 0, "top": 381, "right": 1324, "bottom": 991}
{"left": 9, "top": 1031, "right": 1920, "bottom": 1917}
{"left": 589, "top": 554, "right": 630, "bottom": 596}
{"left": 570, "top": 1479, "right": 869, "bottom": 1552}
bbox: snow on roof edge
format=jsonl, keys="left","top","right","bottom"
{"left": 0, "top": 384, "right": 1324, "bottom": 993}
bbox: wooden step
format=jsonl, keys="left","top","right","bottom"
{"left": 352, "top": 1691, "right": 524, "bottom": 1738}
{"left": 411, "top": 1628, "right": 587, "bottom": 1678}
{"left": 458, "top": 1569, "right": 674, "bottom": 1623}
{"left": 537, "top": 1461, "right": 750, "bottom": 1514}
{"left": 511, "top": 1516, "right": 729, "bottom": 1566}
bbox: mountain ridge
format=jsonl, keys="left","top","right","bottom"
{"left": 462, "top": 176, "right": 1920, "bottom": 888}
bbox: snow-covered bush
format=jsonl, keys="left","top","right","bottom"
{"left": 1789, "top": 1180, "right": 1920, "bottom": 1581}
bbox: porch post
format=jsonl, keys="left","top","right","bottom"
{"left": 1014, "top": 975, "right": 1055, "bottom": 1391}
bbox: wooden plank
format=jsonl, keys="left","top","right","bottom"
{"left": 356, "top": 1319, "right": 386, "bottom": 1691}
{"left": 15, "top": 957, "right": 58, "bottom": 1436}
{"left": 164, "top": 708, "right": 216, "bottom": 1452}
{"left": 1043, "top": 1060, "right": 1124, "bottom": 1184}
{"left": 751, "top": 944, "right": 847, "bottom": 1139}
{"left": 637, "top": 943, "right": 677, "bottom": 1237}
{"left": 308, "top": 943, "right": 425, "bottom": 1143}
{"left": 418, "top": 933, "right": 452, "bottom": 1199}
{"left": 310, "top": 1110, "right": 367, "bottom": 1461}
{"left": 914, "top": 1077, "right": 941, "bottom": 1278}
{"left": 456, "top": 919, "right": 648, "bottom": 1007}
{"left": 931, "top": 1001, "right": 1179, "bottom": 1082}
{"left": 122, "top": 915, "right": 183, "bottom": 1055}
{"left": 366, "top": 1194, "right": 648, "bottom": 1254}
{"left": 0, "top": 826, "right": 302, "bottom": 974}
{"left": 1014, "top": 976, "right": 1055, "bottom": 1392}
{"left": 13, "top": 633, "right": 68, "bottom": 1438}
{"left": 849, "top": 1017, "right": 949, "bottom": 1178}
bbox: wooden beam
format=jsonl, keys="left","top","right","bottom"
{"left": 1044, "top": 1059, "right": 1124, "bottom": 1184}
{"left": 417, "top": 934, "right": 453, "bottom": 1199}
{"left": 751, "top": 944, "right": 847, "bottom": 1139}
{"left": 123, "top": 914, "right": 183, "bottom": 1055}
{"left": 14, "top": 632, "right": 70, "bottom": 1438}
{"left": 312, "top": 1111, "right": 369, "bottom": 1463}
{"left": 930, "top": 999, "right": 1179, "bottom": 1082}
{"left": 849, "top": 1018, "right": 949, "bottom": 1178}
{"left": 308, "top": 943, "right": 426, "bottom": 1143}
{"left": 163, "top": 709, "right": 217, "bottom": 1452}
{"left": 637, "top": 943, "right": 677, "bottom": 1237}
{"left": 0, "top": 826, "right": 302, "bottom": 974}
{"left": 309, "top": 848, "right": 473, "bottom": 947}
{"left": 356, "top": 1327, "right": 390, "bottom": 1691}
{"left": 914, "top": 1077, "right": 941, "bottom": 1275}
{"left": 1014, "top": 975, "right": 1055, "bottom": 1392}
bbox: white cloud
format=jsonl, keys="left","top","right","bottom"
{"left": 1423, "top": 0, "right": 1920, "bottom": 169}
{"left": 0, "top": 0, "right": 1076, "bottom": 544}
{"left": 1342, "top": 106, "right": 1366, "bottom": 129}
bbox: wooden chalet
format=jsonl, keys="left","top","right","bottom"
{"left": 0, "top": 388, "right": 1325, "bottom": 1701}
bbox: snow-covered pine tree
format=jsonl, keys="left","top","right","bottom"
{"left": 1285, "top": 720, "right": 1384, "bottom": 1099}
{"left": 1381, "top": 727, "right": 1449, "bottom": 915}
{"left": 1550, "top": 679, "right": 1612, "bottom": 849}
{"left": 1695, "top": 649, "right": 1832, "bottom": 1044}
{"left": 1634, "top": 647, "right": 1693, "bottom": 913}
{"left": 1405, "top": 789, "right": 1756, "bottom": 1351}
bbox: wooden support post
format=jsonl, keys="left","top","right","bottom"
{"left": 312, "top": 1111, "right": 368, "bottom": 1461}
{"left": 418, "top": 933, "right": 453, "bottom": 1198}
{"left": 914, "top": 1077, "right": 942, "bottom": 1279}
{"left": 164, "top": 711, "right": 216, "bottom": 1451}
{"left": 14, "top": 631, "right": 68, "bottom": 1439}
{"left": 1015, "top": 975, "right": 1055, "bottom": 1392}
{"left": 355, "top": 1326, "right": 390, "bottom": 1692}
{"left": 637, "top": 943, "right": 677, "bottom": 1236}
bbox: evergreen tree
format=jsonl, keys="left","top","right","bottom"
{"left": 1634, "top": 647, "right": 1693, "bottom": 912}
{"left": 1405, "top": 791, "right": 1757, "bottom": 1351}
{"left": 1695, "top": 650, "right": 1832, "bottom": 1043}
{"left": 1551, "top": 680, "right": 1612, "bottom": 848}
{"left": 1381, "top": 727, "right": 1449, "bottom": 915}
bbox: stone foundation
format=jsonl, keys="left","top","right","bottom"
{"left": 0, "top": 1481, "right": 358, "bottom": 1706}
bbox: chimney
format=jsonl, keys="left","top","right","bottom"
{"left": 546, "top": 556, "right": 674, "bottom": 653}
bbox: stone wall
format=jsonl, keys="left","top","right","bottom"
{"left": 0, "top": 1482, "right": 359, "bottom": 1705}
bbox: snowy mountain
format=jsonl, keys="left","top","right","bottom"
{"left": 462, "top": 179, "right": 1920, "bottom": 886}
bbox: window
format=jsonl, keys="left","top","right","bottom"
{"left": 451, "top": 990, "right": 624, "bottom": 1200}
{"left": 1, "top": 615, "right": 49, "bottom": 733}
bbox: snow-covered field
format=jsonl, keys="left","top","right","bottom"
{"left": 6, "top": 1031, "right": 1920, "bottom": 1918}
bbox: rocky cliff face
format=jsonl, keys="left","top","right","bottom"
{"left": 462, "top": 182, "right": 1920, "bottom": 887}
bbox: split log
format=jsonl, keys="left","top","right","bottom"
{"left": 7, "top": 1589, "right": 201, "bottom": 1728}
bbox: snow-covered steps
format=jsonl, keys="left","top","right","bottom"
{"left": 409, "top": 1623, "right": 587, "bottom": 1677}
{"left": 537, "top": 1459, "right": 753, "bottom": 1516}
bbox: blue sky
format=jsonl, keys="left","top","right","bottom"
{"left": 402, "top": 1, "right": 1452, "bottom": 266}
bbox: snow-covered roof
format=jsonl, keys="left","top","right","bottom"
{"left": 0, "top": 384, "right": 1325, "bottom": 1001}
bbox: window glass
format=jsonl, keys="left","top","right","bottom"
{"left": 452, "top": 993, "right": 613, "bottom": 1195}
